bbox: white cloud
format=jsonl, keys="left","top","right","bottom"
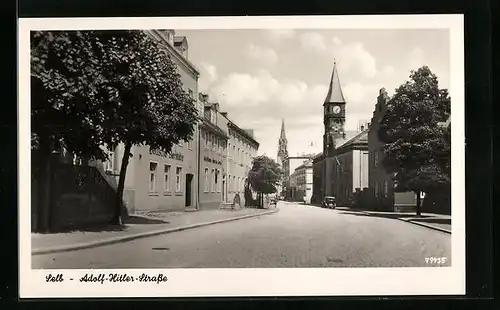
{"left": 210, "top": 70, "right": 326, "bottom": 110}
{"left": 198, "top": 62, "right": 218, "bottom": 92}
{"left": 264, "top": 29, "right": 296, "bottom": 41}
{"left": 409, "top": 47, "right": 425, "bottom": 70}
{"left": 299, "top": 32, "right": 327, "bottom": 52}
{"left": 334, "top": 42, "right": 378, "bottom": 78}
{"left": 332, "top": 36, "right": 342, "bottom": 46}
{"left": 245, "top": 43, "right": 278, "bottom": 65}
{"left": 343, "top": 82, "right": 384, "bottom": 115}
{"left": 382, "top": 65, "right": 395, "bottom": 76}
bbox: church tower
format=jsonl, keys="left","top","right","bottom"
{"left": 277, "top": 118, "right": 288, "bottom": 165}
{"left": 323, "top": 61, "right": 346, "bottom": 157}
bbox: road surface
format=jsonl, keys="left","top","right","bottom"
{"left": 33, "top": 202, "right": 451, "bottom": 268}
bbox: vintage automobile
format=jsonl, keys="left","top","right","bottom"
{"left": 321, "top": 196, "right": 336, "bottom": 209}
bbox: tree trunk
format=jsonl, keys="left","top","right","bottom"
{"left": 37, "top": 136, "right": 52, "bottom": 233}
{"left": 112, "top": 142, "right": 132, "bottom": 226}
{"left": 416, "top": 191, "right": 422, "bottom": 216}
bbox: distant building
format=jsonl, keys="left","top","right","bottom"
{"left": 294, "top": 159, "right": 314, "bottom": 203}
{"left": 283, "top": 155, "right": 315, "bottom": 200}
{"left": 198, "top": 94, "right": 259, "bottom": 209}
{"left": 225, "top": 113, "right": 259, "bottom": 208}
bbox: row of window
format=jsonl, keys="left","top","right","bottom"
{"left": 203, "top": 168, "right": 246, "bottom": 193}
{"left": 149, "top": 162, "right": 182, "bottom": 193}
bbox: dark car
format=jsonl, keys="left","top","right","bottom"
{"left": 321, "top": 196, "right": 336, "bottom": 209}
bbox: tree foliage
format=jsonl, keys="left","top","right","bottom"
{"left": 377, "top": 66, "right": 451, "bottom": 209}
{"left": 31, "top": 30, "right": 199, "bottom": 227}
{"left": 31, "top": 30, "right": 198, "bottom": 159}
{"left": 248, "top": 155, "right": 282, "bottom": 195}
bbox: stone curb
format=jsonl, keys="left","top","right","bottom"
{"left": 399, "top": 219, "right": 451, "bottom": 234}
{"left": 356, "top": 210, "right": 451, "bottom": 234}
{"left": 32, "top": 208, "right": 279, "bottom": 255}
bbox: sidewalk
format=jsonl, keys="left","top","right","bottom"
{"left": 32, "top": 207, "right": 279, "bottom": 255}
{"left": 335, "top": 207, "right": 451, "bottom": 234}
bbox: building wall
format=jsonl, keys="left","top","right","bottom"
{"left": 312, "top": 156, "right": 324, "bottom": 204}
{"left": 368, "top": 89, "right": 398, "bottom": 211}
{"left": 352, "top": 150, "right": 369, "bottom": 192}
{"left": 198, "top": 123, "right": 227, "bottom": 210}
{"left": 295, "top": 165, "right": 313, "bottom": 203}
{"left": 284, "top": 156, "right": 313, "bottom": 200}
{"left": 225, "top": 123, "right": 258, "bottom": 207}
{"left": 104, "top": 29, "right": 200, "bottom": 214}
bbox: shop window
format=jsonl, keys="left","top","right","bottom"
{"left": 211, "top": 168, "right": 215, "bottom": 193}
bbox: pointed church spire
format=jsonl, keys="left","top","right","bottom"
{"left": 324, "top": 60, "right": 346, "bottom": 104}
{"left": 280, "top": 118, "right": 287, "bottom": 140}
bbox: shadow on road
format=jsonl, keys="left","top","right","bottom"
{"left": 38, "top": 216, "right": 170, "bottom": 234}
{"left": 338, "top": 211, "right": 451, "bottom": 225}
{"left": 126, "top": 215, "right": 170, "bottom": 225}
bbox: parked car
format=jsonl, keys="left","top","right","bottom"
{"left": 321, "top": 196, "right": 336, "bottom": 209}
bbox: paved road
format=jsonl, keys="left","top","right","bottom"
{"left": 33, "top": 202, "right": 451, "bottom": 268}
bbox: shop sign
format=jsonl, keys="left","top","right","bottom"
{"left": 204, "top": 156, "right": 222, "bottom": 165}
{"left": 150, "top": 148, "right": 184, "bottom": 161}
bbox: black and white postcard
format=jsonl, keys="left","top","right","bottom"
{"left": 19, "top": 15, "right": 465, "bottom": 297}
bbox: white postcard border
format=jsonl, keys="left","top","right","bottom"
{"left": 18, "top": 14, "right": 465, "bottom": 298}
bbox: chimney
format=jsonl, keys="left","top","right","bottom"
{"left": 221, "top": 112, "right": 228, "bottom": 117}
{"left": 360, "top": 125, "right": 365, "bottom": 131}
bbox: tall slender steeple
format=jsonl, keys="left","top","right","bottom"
{"left": 277, "top": 118, "right": 288, "bottom": 165}
{"left": 323, "top": 60, "right": 347, "bottom": 157}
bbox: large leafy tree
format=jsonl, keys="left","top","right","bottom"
{"left": 247, "top": 155, "right": 282, "bottom": 208}
{"left": 31, "top": 30, "right": 198, "bottom": 229}
{"left": 377, "top": 66, "right": 451, "bottom": 216}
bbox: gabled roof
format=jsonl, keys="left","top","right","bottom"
{"left": 336, "top": 129, "right": 369, "bottom": 150}
{"left": 324, "top": 61, "right": 346, "bottom": 104}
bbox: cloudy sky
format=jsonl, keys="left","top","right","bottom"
{"left": 176, "top": 29, "right": 450, "bottom": 159}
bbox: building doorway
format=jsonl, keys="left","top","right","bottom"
{"left": 185, "top": 173, "right": 193, "bottom": 207}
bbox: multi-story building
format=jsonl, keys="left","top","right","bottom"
{"left": 368, "top": 88, "right": 417, "bottom": 212}
{"left": 294, "top": 159, "right": 314, "bottom": 204}
{"left": 283, "top": 155, "right": 315, "bottom": 200}
{"left": 312, "top": 61, "right": 370, "bottom": 206}
{"left": 103, "top": 29, "right": 201, "bottom": 214}
{"left": 198, "top": 93, "right": 259, "bottom": 209}
{"left": 225, "top": 114, "right": 259, "bottom": 208}
{"left": 199, "top": 97, "right": 229, "bottom": 210}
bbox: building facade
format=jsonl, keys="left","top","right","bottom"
{"left": 294, "top": 159, "right": 313, "bottom": 203}
{"left": 102, "top": 29, "right": 201, "bottom": 214}
{"left": 225, "top": 116, "right": 259, "bottom": 208}
{"left": 368, "top": 88, "right": 416, "bottom": 212}
{"left": 283, "top": 155, "right": 315, "bottom": 200}
{"left": 199, "top": 99, "right": 229, "bottom": 210}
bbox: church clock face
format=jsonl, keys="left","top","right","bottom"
{"left": 333, "top": 105, "right": 341, "bottom": 114}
